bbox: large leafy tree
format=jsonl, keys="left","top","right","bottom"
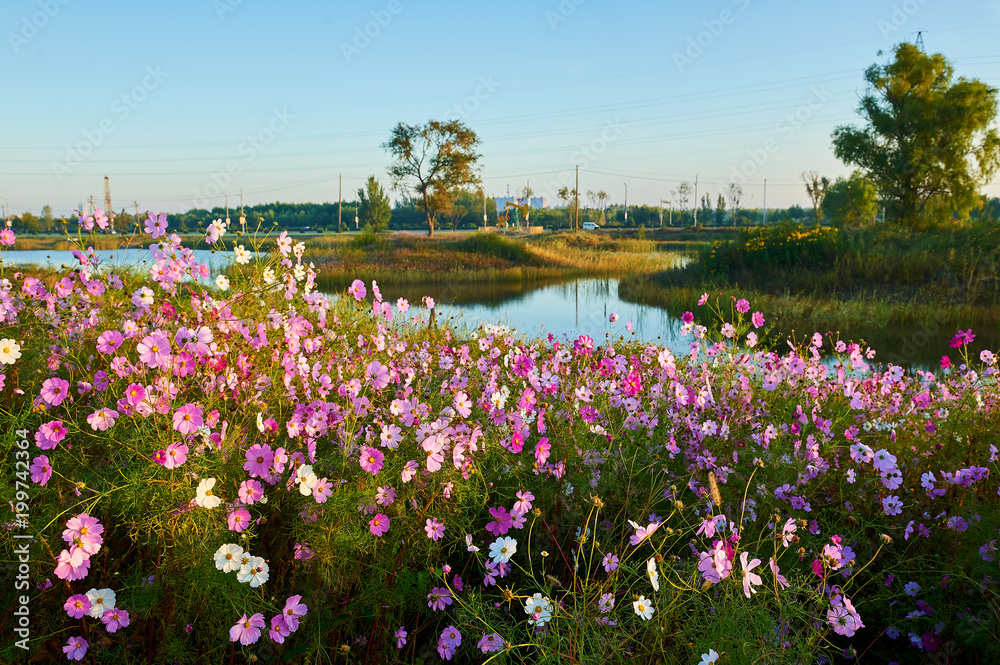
{"left": 823, "top": 172, "right": 879, "bottom": 227}
{"left": 358, "top": 175, "right": 392, "bottom": 235}
{"left": 832, "top": 43, "right": 1000, "bottom": 225}
{"left": 383, "top": 120, "right": 481, "bottom": 236}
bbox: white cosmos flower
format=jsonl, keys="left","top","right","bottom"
{"left": 489, "top": 536, "right": 517, "bottom": 564}
{"left": 633, "top": 595, "right": 654, "bottom": 620}
{"left": 215, "top": 275, "right": 230, "bottom": 291}
{"left": 196, "top": 477, "right": 222, "bottom": 509}
{"left": 214, "top": 543, "right": 244, "bottom": 573}
{"left": 263, "top": 268, "right": 276, "bottom": 285}
{"left": 234, "top": 245, "right": 251, "bottom": 265}
{"left": 296, "top": 465, "right": 318, "bottom": 496}
{"left": 647, "top": 557, "right": 660, "bottom": 591}
{"left": 86, "top": 588, "right": 116, "bottom": 618}
{"left": 237, "top": 556, "right": 269, "bottom": 587}
{"left": 0, "top": 338, "right": 21, "bottom": 365}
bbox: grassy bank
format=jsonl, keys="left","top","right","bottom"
{"left": 621, "top": 221, "right": 1000, "bottom": 335}
{"left": 313, "top": 230, "right": 690, "bottom": 290}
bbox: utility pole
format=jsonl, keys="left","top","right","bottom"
{"left": 240, "top": 187, "right": 246, "bottom": 233}
{"left": 763, "top": 179, "right": 767, "bottom": 224}
{"left": 104, "top": 176, "right": 116, "bottom": 233}
{"left": 624, "top": 183, "right": 628, "bottom": 225}
{"left": 575, "top": 165, "right": 579, "bottom": 230}
{"left": 660, "top": 199, "right": 672, "bottom": 228}
{"left": 225, "top": 193, "right": 230, "bottom": 229}
{"left": 693, "top": 174, "right": 699, "bottom": 228}
{"left": 134, "top": 201, "right": 139, "bottom": 233}
{"left": 355, "top": 193, "right": 359, "bottom": 230}
{"left": 89, "top": 196, "right": 95, "bottom": 217}
{"left": 338, "top": 174, "right": 343, "bottom": 233}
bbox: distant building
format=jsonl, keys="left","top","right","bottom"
{"left": 493, "top": 195, "right": 548, "bottom": 210}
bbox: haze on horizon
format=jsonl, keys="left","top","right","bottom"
{"left": 2, "top": 0, "right": 999, "bottom": 218}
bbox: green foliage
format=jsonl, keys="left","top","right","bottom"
{"left": 383, "top": 119, "right": 482, "bottom": 236}
{"left": 358, "top": 175, "right": 392, "bottom": 235}
{"left": 824, "top": 171, "right": 879, "bottom": 227}
{"left": 456, "top": 231, "right": 536, "bottom": 263}
{"left": 832, "top": 42, "right": 1000, "bottom": 225}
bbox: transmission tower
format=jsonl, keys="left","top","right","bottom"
{"left": 915, "top": 31, "right": 925, "bottom": 52}
{"left": 104, "top": 176, "right": 116, "bottom": 233}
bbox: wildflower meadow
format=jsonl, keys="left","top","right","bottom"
{"left": 1, "top": 215, "right": 999, "bottom": 664}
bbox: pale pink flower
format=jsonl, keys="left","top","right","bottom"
{"left": 229, "top": 613, "right": 266, "bottom": 645}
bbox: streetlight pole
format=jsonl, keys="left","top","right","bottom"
{"left": 763, "top": 178, "right": 767, "bottom": 224}
{"left": 693, "top": 174, "right": 699, "bottom": 228}
{"left": 623, "top": 183, "right": 628, "bottom": 226}
{"left": 482, "top": 188, "right": 487, "bottom": 228}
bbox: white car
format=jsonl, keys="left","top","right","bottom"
{"left": 582, "top": 222, "right": 599, "bottom": 230}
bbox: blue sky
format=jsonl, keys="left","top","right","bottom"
{"left": 2, "top": 0, "right": 999, "bottom": 217}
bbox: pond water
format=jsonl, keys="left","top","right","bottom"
{"left": 360, "top": 278, "right": 998, "bottom": 372}
{"left": 3, "top": 247, "right": 992, "bottom": 371}
{"left": 0, "top": 248, "right": 232, "bottom": 273}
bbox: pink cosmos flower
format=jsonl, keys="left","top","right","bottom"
{"left": 136, "top": 331, "right": 171, "bottom": 369}
{"left": 740, "top": 551, "right": 763, "bottom": 598}
{"left": 63, "top": 636, "right": 88, "bottom": 661}
{"left": 769, "top": 557, "right": 789, "bottom": 589}
{"left": 102, "top": 608, "right": 130, "bottom": 633}
{"left": 35, "top": 420, "right": 67, "bottom": 450}
{"left": 512, "top": 490, "right": 534, "bottom": 516}
{"left": 478, "top": 633, "right": 504, "bottom": 652}
{"left": 0, "top": 228, "right": 15, "bottom": 246}
{"left": 282, "top": 595, "right": 308, "bottom": 631}
{"left": 238, "top": 479, "right": 264, "bottom": 504}
{"left": 227, "top": 509, "right": 251, "bottom": 533}
{"left": 54, "top": 550, "right": 90, "bottom": 581}
{"left": 440, "top": 626, "right": 462, "bottom": 649}
{"left": 360, "top": 446, "right": 385, "bottom": 475}
{"left": 229, "top": 613, "right": 266, "bottom": 645}
{"left": 348, "top": 279, "right": 367, "bottom": 301}
{"left": 163, "top": 441, "right": 189, "bottom": 469}
{"left": 735, "top": 298, "right": 750, "bottom": 313}
{"left": 395, "top": 627, "right": 408, "bottom": 648}
{"left": 172, "top": 404, "right": 203, "bottom": 435}
{"left": 96, "top": 330, "right": 124, "bottom": 354}
{"left": 312, "top": 477, "right": 333, "bottom": 503}
{"left": 124, "top": 383, "right": 147, "bottom": 406}
{"left": 366, "top": 360, "right": 390, "bottom": 390}
{"left": 369, "top": 513, "right": 391, "bottom": 537}
{"left": 86, "top": 408, "right": 119, "bottom": 431}
{"left": 375, "top": 485, "right": 396, "bottom": 506}
{"left": 425, "top": 518, "right": 445, "bottom": 541}
{"left": 144, "top": 211, "right": 168, "bottom": 239}
{"left": 64, "top": 594, "right": 92, "bottom": 619}
{"left": 63, "top": 513, "right": 104, "bottom": 550}
{"left": 40, "top": 377, "right": 70, "bottom": 406}
{"left": 751, "top": 311, "right": 765, "bottom": 328}
{"left": 244, "top": 443, "right": 274, "bottom": 478}
{"left": 269, "top": 615, "right": 290, "bottom": 643}
{"left": 30, "top": 455, "right": 53, "bottom": 485}
{"left": 602, "top": 553, "right": 619, "bottom": 572}
{"left": 486, "top": 506, "right": 513, "bottom": 536}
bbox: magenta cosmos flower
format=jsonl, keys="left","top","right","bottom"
{"left": 359, "top": 446, "right": 385, "bottom": 475}
{"left": 369, "top": 513, "right": 390, "bottom": 537}
{"left": 96, "top": 330, "right": 124, "bottom": 354}
{"left": 64, "top": 594, "right": 92, "bottom": 619}
{"left": 172, "top": 404, "right": 203, "bottom": 435}
{"left": 227, "top": 509, "right": 251, "bottom": 533}
{"left": 486, "top": 506, "right": 513, "bottom": 536}
{"left": 229, "top": 613, "right": 266, "bottom": 645}
{"left": 244, "top": 443, "right": 274, "bottom": 478}
{"left": 40, "top": 377, "right": 70, "bottom": 407}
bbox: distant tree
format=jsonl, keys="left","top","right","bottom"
{"left": 558, "top": 186, "right": 579, "bottom": 229}
{"left": 40, "top": 205, "right": 54, "bottom": 232}
{"left": 824, "top": 172, "right": 879, "bottom": 227}
{"left": 383, "top": 120, "right": 481, "bottom": 236}
{"left": 715, "top": 194, "right": 727, "bottom": 225}
{"left": 700, "top": 194, "right": 713, "bottom": 225}
{"left": 832, "top": 43, "right": 1000, "bottom": 225}
{"left": 728, "top": 183, "right": 742, "bottom": 227}
{"left": 787, "top": 204, "right": 807, "bottom": 221}
{"left": 675, "top": 182, "right": 693, "bottom": 213}
{"left": 358, "top": 175, "right": 392, "bottom": 235}
{"left": 802, "top": 171, "right": 830, "bottom": 220}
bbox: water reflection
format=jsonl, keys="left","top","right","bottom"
{"left": 1, "top": 248, "right": 234, "bottom": 273}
